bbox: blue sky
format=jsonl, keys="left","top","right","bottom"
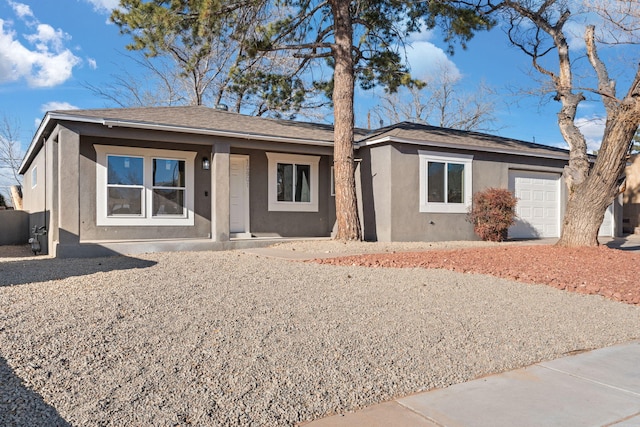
{"left": 0, "top": 0, "right": 620, "bottom": 173}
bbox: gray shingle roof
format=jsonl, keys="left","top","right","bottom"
{"left": 52, "top": 107, "right": 568, "bottom": 157}
{"left": 52, "top": 106, "right": 344, "bottom": 143}
{"left": 22, "top": 106, "right": 570, "bottom": 174}
{"left": 360, "top": 122, "right": 569, "bottom": 158}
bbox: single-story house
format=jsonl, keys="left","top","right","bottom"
{"left": 18, "top": 106, "right": 621, "bottom": 257}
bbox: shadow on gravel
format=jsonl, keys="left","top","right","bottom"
{"left": 0, "top": 355, "right": 71, "bottom": 427}
{"left": 0, "top": 256, "right": 157, "bottom": 288}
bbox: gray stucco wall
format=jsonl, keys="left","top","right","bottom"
{"left": 360, "top": 142, "right": 568, "bottom": 242}
{"left": 22, "top": 140, "right": 51, "bottom": 253}
{"left": 359, "top": 145, "right": 392, "bottom": 241}
{"left": 233, "top": 147, "right": 336, "bottom": 237}
{"left": 22, "top": 145, "right": 46, "bottom": 217}
{"left": 19, "top": 121, "right": 339, "bottom": 255}
{"left": 78, "top": 136, "right": 213, "bottom": 241}
{"left": 0, "top": 210, "right": 29, "bottom": 245}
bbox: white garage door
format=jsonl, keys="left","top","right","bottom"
{"left": 598, "top": 203, "right": 614, "bottom": 237}
{"left": 509, "top": 171, "right": 561, "bottom": 238}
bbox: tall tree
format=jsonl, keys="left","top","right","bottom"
{"left": 0, "top": 114, "right": 22, "bottom": 185}
{"left": 0, "top": 114, "right": 23, "bottom": 206}
{"left": 249, "top": 0, "right": 492, "bottom": 239}
{"left": 372, "top": 64, "right": 498, "bottom": 132}
{"left": 111, "top": 0, "right": 491, "bottom": 240}
{"left": 453, "top": 0, "right": 640, "bottom": 246}
{"left": 110, "top": 0, "right": 320, "bottom": 117}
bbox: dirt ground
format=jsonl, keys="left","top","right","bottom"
{"left": 313, "top": 245, "right": 640, "bottom": 305}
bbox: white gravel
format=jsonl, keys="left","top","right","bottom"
{"left": 1, "top": 243, "right": 639, "bottom": 426}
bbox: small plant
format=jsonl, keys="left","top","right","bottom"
{"left": 467, "top": 188, "right": 517, "bottom": 242}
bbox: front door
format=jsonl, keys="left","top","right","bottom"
{"left": 229, "top": 155, "right": 250, "bottom": 235}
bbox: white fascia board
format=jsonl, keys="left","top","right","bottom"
{"left": 19, "top": 114, "right": 49, "bottom": 174}
{"left": 102, "top": 119, "right": 335, "bottom": 147}
{"left": 356, "top": 135, "right": 570, "bottom": 161}
{"left": 19, "top": 113, "right": 107, "bottom": 174}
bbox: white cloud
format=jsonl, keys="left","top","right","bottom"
{"left": 25, "top": 23, "right": 69, "bottom": 51}
{"left": 40, "top": 101, "right": 80, "bottom": 112}
{"left": 33, "top": 101, "right": 80, "bottom": 129}
{"left": 87, "top": 57, "right": 97, "bottom": 69}
{"left": 405, "top": 41, "right": 461, "bottom": 82}
{"left": 0, "top": 18, "right": 80, "bottom": 87}
{"left": 575, "top": 115, "right": 605, "bottom": 153}
{"left": 564, "top": 21, "right": 587, "bottom": 51}
{"left": 83, "top": 0, "right": 120, "bottom": 13}
{"left": 407, "top": 26, "right": 436, "bottom": 44}
{"left": 8, "top": 1, "right": 33, "bottom": 19}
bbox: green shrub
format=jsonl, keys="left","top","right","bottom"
{"left": 467, "top": 188, "right": 517, "bottom": 242}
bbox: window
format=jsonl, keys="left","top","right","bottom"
{"left": 330, "top": 166, "right": 335, "bottom": 197}
{"left": 419, "top": 150, "right": 472, "bottom": 213}
{"left": 266, "top": 152, "right": 319, "bottom": 212}
{"left": 31, "top": 166, "right": 37, "bottom": 188}
{"left": 152, "top": 158, "right": 186, "bottom": 216}
{"left": 107, "top": 155, "right": 144, "bottom": 216}
{"left": 96, "top": 145, "right": 195, "bottom": 226}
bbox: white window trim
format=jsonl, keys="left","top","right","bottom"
{"left": 31, "top": 166, "right": 37, "bottom": 188}
{"left": 419, "top": 150, "right": 473, "bottom": 213}
{"left": 330, "top": 166, "right": 335, "bottom": 197}
{"left": 95, "top": 145, "right": 196, "bottom": 226}
{"left": 266, "top": 152, "right": 320, "bottom": 212}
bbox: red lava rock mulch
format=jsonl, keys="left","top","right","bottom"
{"left": 313, "top": 245, "right": 640, "bottom": 305}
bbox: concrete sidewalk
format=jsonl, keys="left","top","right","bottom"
{"left": 305, "top": 340, "right": 640, "bottom": 427}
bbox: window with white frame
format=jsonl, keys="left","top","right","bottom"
{"left": 95, "top": 145, "right": 196, "bottom": 226}
{"left": 31, "top": 166, "right": 37, "bottom": 188}
{"left": 266, "top": 152, "right": 319, "bottom": 212}
{"left": 419, "top": 150, "right": 473, "bottom": 213}
{"left": 330, "top": 166, "right": 335, "bottom": 196}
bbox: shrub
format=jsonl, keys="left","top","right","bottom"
{"left": 467, "top": 188, "right": 517, "bottom": 242}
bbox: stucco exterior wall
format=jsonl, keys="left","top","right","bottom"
{"left": 0, "top": 210, "right": 29, "bottom": 245}
{"left": 358, "top": 145, "right": 392, "bottom": 241}
{"left": 78, "top": 136, "right": 213, "bottom": 241}
{"left": 360, "top": 142, "right": 569, "bottom": 242}
{"left": 233, "top": 147, "right": 335, "bottom": 237}
{"left": 22, "top": 137, "right": 51, "bottom": 253}
{"left": 41, "top": 125, "right": 336, "bottom": 244}
{"left": 22, "top": 143, "right": 46, "bottom": 216}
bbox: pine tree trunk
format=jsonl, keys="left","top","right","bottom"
{"left": 330, "top": 0, "right": 361, "bottom": 241}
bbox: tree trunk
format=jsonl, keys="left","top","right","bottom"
{"left": 10, "top": 185, "right": 22, "bottom": 210}
{"left": 330, "top": 0, "right": 361, "bottom": 241}
{"left": 555, "top": 29, "right": 640, "bottom": 247}
{"left": 558, "top": 108, "right": 639, "bottom": 246}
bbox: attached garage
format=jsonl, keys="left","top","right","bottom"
{"left": 509, "top": 170, "right": 561, "bottom": 238}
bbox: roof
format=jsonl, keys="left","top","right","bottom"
{"left": 19, "top": 106, "right": 570, "bottom": 174}
{"left": 50, "top": 106, "right": 347, "bottom": 143}
{"left": 361, "top": 122, "right": 570, "bottom": 159}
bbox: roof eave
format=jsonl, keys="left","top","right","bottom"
{"left": 18, "top": 113, "right": 335, "bottom": 174}
{"left": 101, "top": 119, "right": 335, "bottom": 147}
{"left": 356, "top": 135, "right": 570, "bottom": 161}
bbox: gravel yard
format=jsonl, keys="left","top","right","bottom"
{"left": 1, "top": 243, "right": 640, "bottom": 426}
